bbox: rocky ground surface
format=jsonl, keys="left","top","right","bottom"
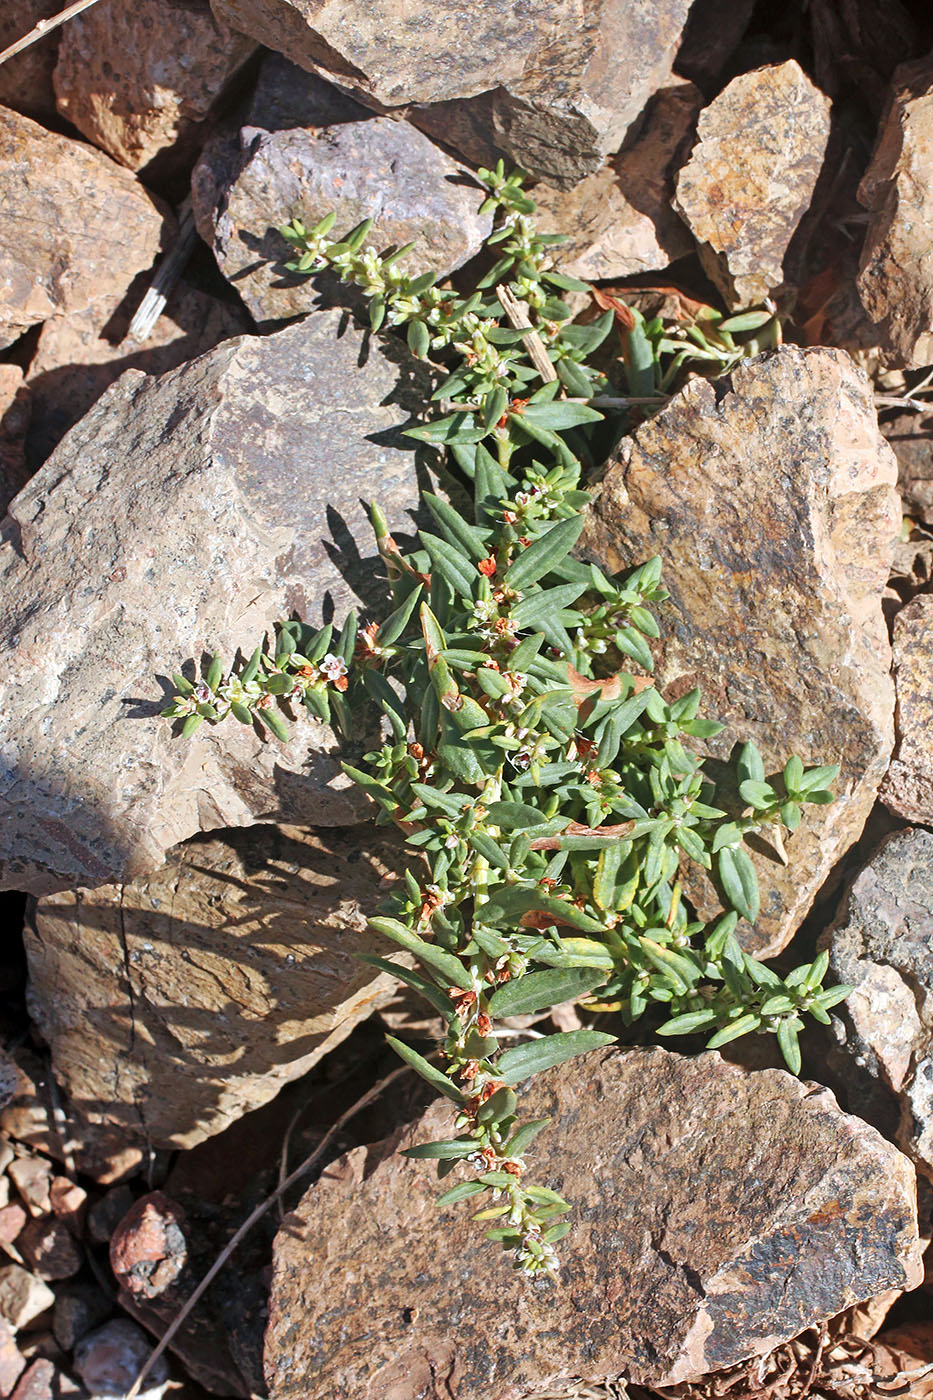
{"left": 4, "top": 0, "right": 933, "bottom": 1398}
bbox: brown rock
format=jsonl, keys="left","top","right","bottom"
{"left": 265, "top": 1047, "right": 922, "bottom": 1397}
{"left": 8, "top": 1361, "right": 55, "bottom": 1400}
{"left": 0, "top": 308, "right": 430, "bottom": 894}
{"left": 532, "top": 80, "right": 700, "bottom": 281}
{"left": 0, "top": 1208, "right": 26, "bottom": 1249}
{"left": 73, "top": 1320, "right": 168, "bottom": 1398}
{"left": 0, "top": 107, "right": 171, "bottom": 350}
{"left": 29, "top": 823, "right": 405, "bottom": 1149}
{"left": 882, "top": 409, "right": 933, "bottom": 526}
{"left": 818, "top": 829, "right": 933, "bottom": 1181}
{"left": 881, "top": 593, "right": 933, "bottom": 821}
{"left": 17, "top": 1221, "right": 81, "bottom": 1283}
{"left": 579, "top": 347, "right": 899, "bottom": 956}
{"left": 859, "top": 60, "right": 933, "bottom": 368}
{"left": 7, "top": 1164, "right": 50, "bottom": 1220}
{"left": 24, "top": 277, "right": 249, "bottom": 468}
{"left": 109, "top": 1193, "right": 187, "bottom": 1300}
{"left": 53, "top": 0, "right": 254, "bottom": 174}
{"left": 86, "top": 1188, "right": 135, "bottom": 1247}
{"left": 0, "top": 5, "right": 59, "bottom": 125}
{"left": 0, "top": 1317, "right": 25, "bottom": 1398}
{"left": 808, "top": 0, "right": 920, "bottom": 113}
{"left": 210, "top": 0, "right": 695, "bottom": 186}
{"left": 0, "top": 368, "right": 31, "bottom": 518}
{"left": 673, "top": 0, "right": 756, "bottom": 90}
{"left": 47, "top": 1181, "right": 85, "bottom": 1229}
{"left": 674, "top": 61, "right": 832, "bottom": 308}
{"left": 0, "top": 1269, "right": 54, "bottom": 1332}
{"left": 192, "top": 101, "right": 491, "bottom": 326}
{"left": 52, "top": 1283, "right": 111, "bottom": 1352}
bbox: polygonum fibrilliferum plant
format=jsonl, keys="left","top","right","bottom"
{"left": 163, "top": 166, "right": 849, "bottom": 1278}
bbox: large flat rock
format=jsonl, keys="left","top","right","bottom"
{"left": 30, "top": 824, "right": 405, "bottom": 1151}
{"left": 579, "top": 346, "right": 900, "bottom": 956}
{"left": 0, "top": 309, "right": 430, "bottom": 894}
{"left": 265, "top": 1047, "right": 921, "bottom": 1398}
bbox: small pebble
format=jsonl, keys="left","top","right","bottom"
{"left": 0, "top": 1268, "right": 54, "bottom": 1332}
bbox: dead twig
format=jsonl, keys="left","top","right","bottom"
{"left": 0, "top": 0, "right": 104, "bottom": 67}
{"left": 127, "top": 200, "right": 198, "bottom": 344}
{"left": 496, "top": 284, "right": 558, "bottom": 383}
{"left": 126, "top": 1061, "right": 413, "bottom": 1400}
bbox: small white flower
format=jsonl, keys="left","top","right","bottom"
{"left": 319, "top": 653, "right": 348, "bottom": 683}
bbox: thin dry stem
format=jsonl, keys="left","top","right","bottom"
{"left": 496, "top": 283, "right": 558, "bottom": 383}
{"left": 0, "top": 0, "right": 104, "bottom": 66}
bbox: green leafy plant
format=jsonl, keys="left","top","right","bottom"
{"left": 163, "top": 166, "right": 847, "bottom": 1277}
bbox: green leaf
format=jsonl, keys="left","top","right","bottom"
{"left": 798, "top": 763, "right": 840, "bottom": 795}
{"left": 498, "top": 1029, "right": 616, "bottom": 1084}
{"left": 718, "top": 845, "right": 760, "bottom": 922}
{"left": 487, "top": 967, "right": 607, "bottom": 1017}
{"left": 505, "top": 1118, "right": 551, "bottom": 1156}
{"left": 516, "top": 401, "right": 603, "bottom": 432}
{"left": 171, "top": 672, "right": 194, "bottom": 695}
{"left": 406, "top": 413, "right": 488, "bottom": 446}
{"left": 181, "top": 713, "right": 203, "bottom": 738}
{"left": 477, "top": 1086, "right": 518, "bottom": 1125}
{"left": 419, "top": 531, "right": 476, "bottom": 598}
{"left": 484, "top": 800, "right": 551, "bottom": 829}
{"left": 385, "top": 1036, "right": 465, "bottom": 1103}
{"left": 657, "top": 1009, "right": 719, "bottom": 1035}
{"left": 436, "top": 1181, "right": 487, "bottom": 1206}
{"left": 505, "top": 516, "right": 586, "bottom": 592}
{"left": 511, "top": 581, "right": 587, "bottom": 628}
{"left": 259, "top": 708, "right": 290, "bottom": 742}
{"left": 543, "top": 269, "right": 592, "bottom": 294}
{"left": 375, "top": 585, "right": 423, "bottom": 647}
{"left": 407, "top": 319, "right": 430, "bottom": 358}
{"left": 738, "top": 779, "right": 777, "bottom": 810}
{"left": 356, "top": 956, "right": 455, "bottom": 1017}
{"left": 776, "top": 1020, "right": 801, "bottom": 1074}
{"left": 737, "top": 741, "right": 765, "bottom": 785}
{"left": 424, "top": 494, "right": 489, "bottom": 561}
{"left": 403, "top": 1139, "right": 475, "bottom": 1159}
{"left": 706, "top": 1013, "right": 762, "bottom": 1048}
{"left": 783, "top": 754, "right": 804, "bottom": 793}
{"left": 369, "top": 917, "right": 470, "bottom": 988}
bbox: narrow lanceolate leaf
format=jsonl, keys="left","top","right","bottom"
{"left": 403, "top": 1139, "right": 475, "bottom": 1159}
{"left": 505, "top": 1118, "right": 551, "bottom": 1156}
{"left": 718, "top": 845, "right": 760, "bottom": 923}
{"left": 375, "top": 584, "right": 423, "bottom": 646}
{"left": 419, "top": 531, "right": 476, "bottom": 598}
{"left": 510, "top": 581, "right": 586, "bottom": 628}
{"left": 385, "top": 1037, "right": 465, "bottom": 1103}
{"left": 487, "top": 966, "right": 608, "bottom": 1017}
{"left": 436, "top": 1181, "right": 487, "bottom": 1206}
{"left": 498, "top": 1029, "right": 616, "bottom": 1085}
{"left": 424, "top": 493, "right": 489, "bottom": 561}
{"left": 504, "top": 515, "right": 586, "bottom": 592}
{"left": 516, "top": 401, "right": 603, "bottom": 431}
{"left": 368, "top": 917, "right": 470, "bottom": 988}
{"left": 657, "top": 1009, "right": 718, "bottom": 1036}
{"left": 356, "top": 956, "right": 455, "bottom": 1017}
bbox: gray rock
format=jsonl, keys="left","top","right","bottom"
{"left": 0, "top": 309, "right": 431, "bottom": 894}
{"left": 881, "top": 593, "right": 933, "bottom": 823}
{"left": 192, "top": 85, "right": 491, "bottom": 325}
{"left": 209, "top": 0, "right": 696, "bottom": 187}
{"left": 819, "top": 829, "right": 933, "bottom": 1181}
{"left": 265, "top": 1047, "right": 922, "bottom": 1397}
{"left": 579, "top": 346, "right": 900, "bottom": 957}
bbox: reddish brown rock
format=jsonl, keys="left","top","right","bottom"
{"left": 210, "top": 0, "right": 695, "bottom": 186}
{"left": 0, "top": 107, "right": 171, "bottom": 350}
{"left": 25, "top": 277, "right": 248, "bottom": 468}
{"left": 0, "top": 1269, "right": 54, "bottom": 1332}
{"left": 881, "top": 593, "right": 933, "bottom": 821}
{"left": 858, "top": 59, "right": 933, "bottom": 368}
{"left": 0, "top": 4, "right": 59, "bottom": 125}
{"left": 674, "top": 61, "right": 831, "bottom": 307}
{"left": 53, "top": 0, "right": 254, "bottom": 174}
{"left": 109, "top": 1193, "right": 187, "bottom": 1300}
{"left": 0, "top": 1209, "right": 25, "bottom": 1250}
{"left": 532, "top": 80, "right": 700, "bottom": 281}
{"left": 265, "top": 1047, "right": 921, "bottom": 1398}
{"left": 7, "top": 1163, "right": 50, "bottom": 1220}
{"left": 17, "top": 1219, "right": 81, "bottom": 1283}
{"left": 579, "top": 347, "right": 900, "bottom": 956}
{"left": 29, "top": 824, "right": 405, "bottom": 1150}
{"left": 47, "top": 1179, "right": 85, "bottom": 1229}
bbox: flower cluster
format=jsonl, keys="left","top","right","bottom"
{"left": 165, "top": 169, "right": 847, "bottom": 1277}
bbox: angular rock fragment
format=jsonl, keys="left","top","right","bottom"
{"left": 532, "top": 80, "right": 700, "bottom": 281}
{"left": 25, "top": 277, "right": 249, "bottom": 468}
{"left": 209, "top": 0, "right": 695, "bottom": 186}
{"left": 858, "top": 59, "right": 933, "bottom": 368}
{"left": 818, "top": 829, "right": 933, "bottom": 1180}
{"left": 192, "top": 92, "right": 491, "bottom": 325}
{"left": 0, "top": 107, "right": 171, "bottom": 350}
{"left": 0, "top": 309, "right": 429, "bottom": 893}
{"left": 0, "top": 3, "right": 60, "bottom": 125}
{"left": 265, "top": 1048, "right": 922, "bottom": 1397}
{"left": 881, "top": 593, "right": 933, "bottom": 822}
{"left": 53, "top": 0, "right": 254, "bottom": 174}
{"left": 29, "top": 823, "right": 405, "bottom": 1148}
{"left": 882, "top": 409, "right": 933, "bottom": 526}
{"left": 579, "top": 347, "right": 900, "bottom": 956}
{"left": 674, "top": 61, "right": 832, "bottom": 307}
